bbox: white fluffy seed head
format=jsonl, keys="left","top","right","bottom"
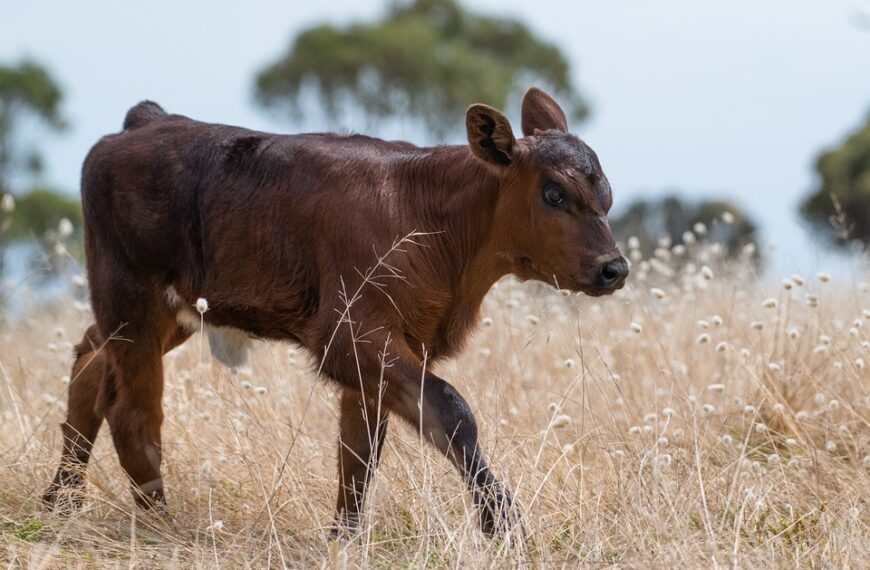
{"left": 817, "top": 272, "right": 831, "bottom": 283}
{"left": 701, "top": 265, "right": 713, "bottom": 280}
{"left": 721, "top": 211, "right": 735, "bottom": 224}
{"left": 790, "top": 274, "right": 805, "bottom": 286}
{"left": 806, "top": 294, "right": 819, "bottom": 308}
{"left": 630, "top": 322, "right": 643, "bottom": 334}
{"left": 762, "top": 298, "right": 777, "bottom": 309}
{"left": 715, "top": 341, "right": 728, "bottom": 353}
{"left": 481, "top": 317, "right": 493, "bottom": 327}
{"left": 196, "top": 297, "right": 209, "bottom": 314}
{"left": 750, "top": 321, "right": 764, "bottom": 331}
{"left": 0, "top": 194, "right": 14, "bottom": 213}
{"left": 707, "top": 383, "right": 726, "bottom": 392}
{"left": 58, "top": 218, "right": 74, "bottom": 238}
{"left": 697, "top": 333, "right": 711, "bottom": 344}
{"left": 650, "top": 287, "right": 666, "bottom": 299}
{"left": 782, "top": 278, "right": 793, "bottom": 290}
{"left": 564, "top": 358, "right": 575, "bottom": 368}
{"left": 702, "top": 404, "right": 715, "bottom": 414}
{"left": 551, "top": 414, "right": 572, "bottom": 429}
{"left": 693, "top": 222, "right": 707, "bottom": 235}
{"left": 711, "top": 315, "right": 723, "bottom": 327}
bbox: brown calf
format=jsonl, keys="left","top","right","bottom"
{"left": 44, "top": 87, "right": 627, "bottom": 535}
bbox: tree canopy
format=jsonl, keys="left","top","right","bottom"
{"left": 254, "top": 0, "right": 588, "bottom": 138}
{"left": 800, "top": 111, "right": 870, "bottom": 247}
{"left": 610, "top": 195, "right": 759, "bottom": 262}
{"left": 0, "top": 59, "right": 66, "bottom": 190}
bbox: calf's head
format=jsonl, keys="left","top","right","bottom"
{"left": 466, "top": 87, "right": 628, "bottom": 296}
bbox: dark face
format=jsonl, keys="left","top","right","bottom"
{"left": 508, "top": 132, "right": 628, "bottom": 296}
{"left": 465, "top": 87, "right": 628, "bottom": 297}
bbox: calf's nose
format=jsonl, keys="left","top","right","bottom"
{"left": 598, "top": 256, "right": 629, "bottom": 288}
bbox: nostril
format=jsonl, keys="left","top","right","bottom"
{"left": 601, "top": 262, "right": 620, "bottom": 283}
{"left": 600, "top": 258, "right": 628, "bottom": 286}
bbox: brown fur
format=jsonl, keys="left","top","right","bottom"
{"left": 44, "top": 88, "right": 627, "bottom": 536}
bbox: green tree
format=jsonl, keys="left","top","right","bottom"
{"left": 254, "top": 0, "right": 588, "bottom": 138}
{"left": 0, "top": 59, "right": 66, "bottom": 189}
{"left": 5, "top": 188, "right": 81, "bottom": 240}
{"left": 800, "top": 111, "right": 870, "bottom": 247}
{"left": 0, "top": 59, "right": 81, "bottom": 284}
{"left": 611, "top": 195, "right": 760, "bottom": 262}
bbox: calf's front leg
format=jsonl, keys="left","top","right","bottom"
{"left": 332, "top": 388, "right": 389, "bottom": 535}
{"left": 390, "top": 362, "right": 513, "bottom": 536}
{"left": 328, "top": 337, "right": 514, "bottom": 536}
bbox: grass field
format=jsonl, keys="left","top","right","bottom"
{"left": 1, "top": 235, "right": 869, "bottom": 568}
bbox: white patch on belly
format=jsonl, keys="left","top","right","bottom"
{"left": 171, "top": 291, "right": 252, "bottom": 369}
{"left": 206, "top": 326, "right": 252, "bottom": 369}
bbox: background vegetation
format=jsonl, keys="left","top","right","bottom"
{"left": 2, "top": 227, "right": 868, "bottom": 567}
{"left": 0, "top": 0, "right": 868, "bottom": 567}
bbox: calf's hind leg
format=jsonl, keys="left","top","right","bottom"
{"left": 44, "top": 324, "right": 192, "bottom": 512}
{"left": 43, "top": 325, "right": 109, "bottom": 511}
{"left": 101, "top": 313, "right": 184, "bottom": 510}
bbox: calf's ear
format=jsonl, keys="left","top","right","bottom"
{"left": 466, "top": 104, "right": 516, "bottom": 167}
{"left": 521, "top": 87, "right": 568, "bottom": 136}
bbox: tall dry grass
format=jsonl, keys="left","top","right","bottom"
{"left": 1, "top": 230, "right": 869, "bottom": 568}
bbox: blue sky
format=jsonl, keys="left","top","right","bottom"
{"left": 3, "top": 0, "right": 870, "bottom": 274}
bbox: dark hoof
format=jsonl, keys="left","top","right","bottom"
{"left": 329, "top": 514, "right": 361, "bottom": 540}
{"left": 477, "top": 485, "right": 516, "bottom": 537}
{"left": 42, "top": 469, "right": 86, "bottom": 515}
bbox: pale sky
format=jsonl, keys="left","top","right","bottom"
{"left": 3, "top": 0, "right": 870, "bottom": 274}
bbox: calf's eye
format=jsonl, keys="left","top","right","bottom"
{"left": 543, "top": 185, "right": 565, "bottom": 207}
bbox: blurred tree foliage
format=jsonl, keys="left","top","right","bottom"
{"left": 4, "top": 188, "right": 81, "bottom": 240}
{"left": 610, "top": 195, "right": 759, "bottom": 261}
{"left": 0, "top": 59, "right": 66, "bottom": 187}
{"left": 254, "top": 0, "right": 588, "bottom": 138}
{"left": 0, "top": 59, "right": 81, "bottom": 287}
{"left": 800, "top": 111, "right": 870, "bottom": 247}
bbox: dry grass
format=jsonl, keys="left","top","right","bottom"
{"left": 2, "top": 235, "right": 869, "bottom": 568}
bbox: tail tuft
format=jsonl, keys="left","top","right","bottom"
{"left": 123, "top": 100, "right": 166, "bottom": 130}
